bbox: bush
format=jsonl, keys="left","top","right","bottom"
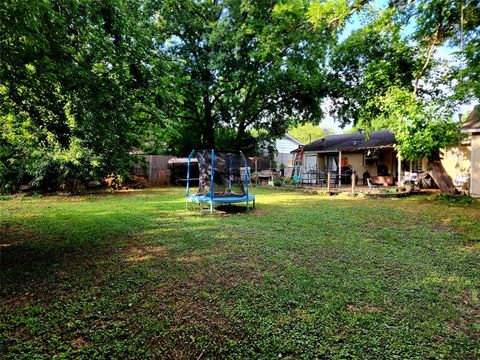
{"left": 435, "top": 193, "right": 476, "bottom": 205}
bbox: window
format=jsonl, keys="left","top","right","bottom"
{"left": 364, "top": 150, "right": 378, "bottom": 166}
{"left": 326, "top": 155, "right": 338, "bottom": 171}
{"left": 411, "top": 159, "right": 423, "bottom": 173}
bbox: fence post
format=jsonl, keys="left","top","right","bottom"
{"left": 351, "top": 172, "right": 356, "bottom": 194}
{"left": 327, "top": 172, "right": 331, "bottom": 192}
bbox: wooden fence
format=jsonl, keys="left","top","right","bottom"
{"left": 133, "top": 155, "right": 176, "bottom": 185}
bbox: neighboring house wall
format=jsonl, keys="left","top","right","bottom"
{"left": 458, "top": 105, "right": 480, "bottom": 196}
{"left": 275, "top": 135, "right": 302, "bottom": 168}
{"left": 472, "top": 134, "right": 480, "bottom": 196}
{"left": 441, "top": 142, "right": 471, "bottom": 187}
{"left": 441, "top": 133, "right": 480, "bottom": 196}
{"left": 344, "top": 153, "right": 365, "bottom": 174}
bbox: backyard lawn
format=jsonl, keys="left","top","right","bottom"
{"left": 1, "top": 188, "right": 479, "bottom": 359}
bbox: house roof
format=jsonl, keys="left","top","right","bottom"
{"left": 302, "top": 130, "right": 396, "bottom": 152}
{"left": 284, "top": 133, "right": 303, "bottom": 145}
{"left": 460, "top": 105, "right": 480, "bottom": 133}
{"left": 168, "top": 157, "right": 198, "bottom": 164}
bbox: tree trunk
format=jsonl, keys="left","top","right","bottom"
{"left": 234, "top": 120, "right": 255, "bottom": 152}
{"left": 428, "top": 159, "right": 457, "bottom": 194}
{"left": 202, "top": 95, "right": 215, "bottom": 149}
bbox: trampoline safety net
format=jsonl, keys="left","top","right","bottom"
{"left": 196, "top": 150, "right": 248, "bottom": 197}
{"left": 186, "top": 150, "right": 255, "bottom": 212}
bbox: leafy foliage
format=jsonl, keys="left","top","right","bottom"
{"left": 154, "top": 0, "right": 363, "bottom": 152}
{"left": 328, "top": 9, "right": 417, "bottom": 127}
{"left": 1, "top": 0, "right": 478, "bottom": 192}
{"left": 367, "top": 88, "right": 459, "bottom": 160}
{"left": 435, "top": 192, "right": 476, "bottom": 205}
{"left": 327, "top": 6, "right": 461, "bottom": 164}
{"left": 0, "top": 0, "right": 161, "bottom": 191}
{"left": 393, "top": 0, "right": 480, "bottom": 100}
{"left": 288, "top": 123, "right": 333, "bottom": 144}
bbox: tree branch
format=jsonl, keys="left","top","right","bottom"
{"left": 413, "top": 25, "right": 440, "bottom": 97}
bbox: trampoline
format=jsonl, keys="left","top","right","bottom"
{"left": 186, "top": 150, "right": 255, "bottom": 213}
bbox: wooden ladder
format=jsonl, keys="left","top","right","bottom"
{"left": 292, "top": 145, "right": 304, "bottom": 183}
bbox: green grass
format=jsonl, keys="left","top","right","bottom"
{"left": 1, "top": 188, "right": 479, "bottom": 359}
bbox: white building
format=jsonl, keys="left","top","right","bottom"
{"left": 274, "top": 134, "right": 303, "bottom": 169}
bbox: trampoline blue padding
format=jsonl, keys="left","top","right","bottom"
{"left": 187, "top": 194, "right": 255, "bottom": 204}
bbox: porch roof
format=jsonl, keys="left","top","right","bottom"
{"left": 301, "top": 130, "right": 396, "bottom": 153}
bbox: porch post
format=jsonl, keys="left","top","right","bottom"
{"left": 338, "top": 150, "right": 342, "bottom": 187}
{"left": 397, "top": 152, "right": 402, "bottom": 186}
{"left": 351, "top": 172, "right": 356, "bottom": 194}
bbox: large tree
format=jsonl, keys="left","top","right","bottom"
{"left": 326, "top": 2, "right": 479, "bottom": 193}
{"left": 154, "top": 0, "right": 366, "bottom": 154}
{"left": 0, "top": 0, "right": 162, "bottom": 191}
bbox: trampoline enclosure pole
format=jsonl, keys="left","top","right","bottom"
{"left": 186, "top": 149, "right": 195, "bottom": 209}
{"left": 228, "top": 154, "right": 232, "bottom": 192}
{"left": 210, "top": 149, "right": 215, "bottom": 212}
{"left": 242, "top": 152, "right": 249, "bottom": 210}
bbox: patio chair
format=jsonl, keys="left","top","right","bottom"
{"left": 367, "top": 178, "right": 379, "bottom": 190}
{"left": 317, "top": 172, "right": 327, "bottom": 187}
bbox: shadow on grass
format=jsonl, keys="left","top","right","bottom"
{"left": 1, "top": 189, "right": 480, "bottom": 358}
{"left": 0, "top": 208, "right": 224, "bottom": 303}
{"left": 214, "top": 204, "right": 251, "bottom": 214}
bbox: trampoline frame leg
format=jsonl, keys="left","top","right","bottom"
{"left": 210, "top": 201, "right": 213, "bottom": 214}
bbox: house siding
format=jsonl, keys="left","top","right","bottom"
{"left": 441, "top": 143, "right": 471, "bottom": 186}
{"left": 275, "top": 136, "right": 301, "bottom": 168}
{"left": 472, "top": 134, "right": 480, "bottom": 196}
{"left": 343, "top": 152, "right": 365, "bottom": 174}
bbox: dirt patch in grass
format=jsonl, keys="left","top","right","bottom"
{"left": 347, "top": 302, "right": 383, "bottom": 314}
{"left": 123, "top": 245, "right": 168, "bottom": 263}
{"left": 459, "top": 242, "right": 480, "bottom": 253}
{"left": 176, "top": 255, "right": 203, "bottom": 263}
{"left": 0, "top": 224, "right": 40, "bottom": 246}
{"left": 70, "top": 336, "right": 90, "bottom": 349}
{"left": 150, "top": 278, "right": 241, "bottom": 358}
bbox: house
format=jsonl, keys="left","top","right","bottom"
{"left": 296, "top": 130, "right": 434, "bottom": 187}
{"left": 274, "top": 134, "right": 303, "bottom": 174}
{"left": 442, "top": 105, "right": 480, "bottom": 196}
{"left": 461, "top": 106, "right": 480, "bottom": 196}
{"left": 300, "top": 130, "right": 400, "bottom": 186}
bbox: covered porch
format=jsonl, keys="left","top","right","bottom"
{"left": 300, "top": 146, "right": 401, "bottom": 187}
{"left": 297, "top": 131, "right": 399, "bottom": 187}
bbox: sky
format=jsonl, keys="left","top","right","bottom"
{"left": 316, "top": 0, "right": 478, "bottom": 134}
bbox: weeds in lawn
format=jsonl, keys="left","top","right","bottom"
{"left": 435, "top": 193, "right": 477, "bottom": 205}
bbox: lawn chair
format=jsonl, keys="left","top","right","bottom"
{"left": 317, "top": 172, "right": 326, "bottom": 187}
{"left": 367, "top": 178, "right": 380, "bottom": 190}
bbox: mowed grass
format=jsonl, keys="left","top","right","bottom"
{"left": 1, "top": 188, "right": 479, "bottom": 359}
